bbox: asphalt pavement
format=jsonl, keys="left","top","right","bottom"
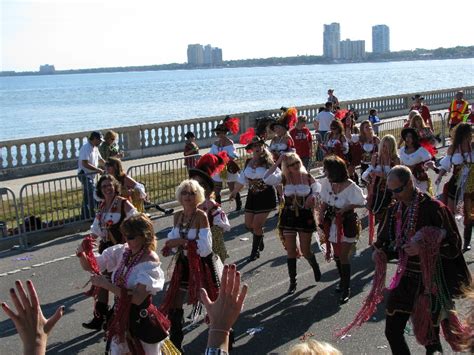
{"left": 0, "top": 191, "right": 472, "bottom": 355}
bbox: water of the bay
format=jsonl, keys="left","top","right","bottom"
{"left": 1, "top": 58, "right": 473, "bottom": 141}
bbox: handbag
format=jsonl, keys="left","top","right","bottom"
{"left": 129, "top": 297, "right": 170, "bottom": 344}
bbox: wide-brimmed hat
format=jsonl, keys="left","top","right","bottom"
{"left": 244, "top": 136, "right": 266, "bottom": 150}
{"left": 412, "top": 94, "right": 424, "bottom": 101}
{"left": 269, "top": 107, "right": 298, "bottom": 131}
{"left": 212, "top": 116, "right": 240, "bottom": 134}
{"left": 184, "top": 131, "right": 195, "bottom": 139}
{"left": 188, "top": 152, "right": 229, "bottom": 191}
{"left": 401, "top": 127, "right": 419, "bottom": 141}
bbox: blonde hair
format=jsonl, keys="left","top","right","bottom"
{"left": 176, "top": 179, "right": 205, "bottom": 205}
{"left": 359, "top": 120, "right": 374, "bottom": 143}
{"left": 288, "top": 339, "right": 342, "bottom": 355}
{"left": 408, "top": 110, "right": 419, "bottom": 121}
{"left": 409, "top": 114, "right": 427, "bottom": 129}
{"left": 282, "top": 152, "right": 307, "bottom": 176}
{"left": 379, "top": 134, "right": 399, "bottom": 162}
{"left": 104, "top": 130, "right": 118, "bottom": 141}
{"left": 120, "top": 213, "right": 157, "bottom": 252}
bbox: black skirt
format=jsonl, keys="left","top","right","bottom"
{"left": 245, "top": 185, "right": 277, "bottom": 214}
{"left": 279, "top": 203, "right": 316, "bottom": 233}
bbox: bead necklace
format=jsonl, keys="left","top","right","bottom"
{"left": 179, "top": 211, "right": 197, "bottom": 239}
{"left": 113, "top": 246, "right": 146, "bottom": 288}
{"left": 97, "top": 196, "right": 119, "bottom": 230}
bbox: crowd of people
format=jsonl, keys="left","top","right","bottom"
{"left": 2, "top": 90, "right": 473, "bottom": 354}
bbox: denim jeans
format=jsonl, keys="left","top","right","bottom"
{"left": 78, "top": 171, "right": 96, "bottom": 220}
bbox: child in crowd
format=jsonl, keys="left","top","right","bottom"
{"left": 183, "top": 131, "right": 200, "bottom": 168}
{"left": 368, "top": 108, "right": 380, "bottom": 134}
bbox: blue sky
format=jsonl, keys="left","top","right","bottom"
{"left": 1, "top": 0, "right": 473, "bottom": 71}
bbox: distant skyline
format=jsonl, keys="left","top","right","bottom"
{"left": 2, "top": 0, "right": 473, "bottom": 72}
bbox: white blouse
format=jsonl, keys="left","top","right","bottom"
{"left": 167, "top": 227, "right": 213, "bottom": 257}
{"left": 439, "top": 151, "right": 474, "bottom": 172}
{"left": 238, "top": 165, "right": 281, "bottom": 186}
{"left": 326, "top": 138, "right": 349, "bottom": 154}
{"left": 284, "top": 181, "right": 321, "bottom": 197}
{"left": 269, "top": 142, "right": 289, "bottom": 153}
{"left": 90, "top": 207, "right": 138, "bottom": 239}
{"left": 210, "top": 144, "right": 238, "bottom": 159}
{"left": 361, "top": 165, "right": 392, "bottom": 182}
{"left": 399, "top": 147, "right": 431, "bottom": 166}
{"left": 96, "top": 243, "right": 165, "bottom": 295}
{"left": 319, "top": 178, "right": 367, "bottom": 209}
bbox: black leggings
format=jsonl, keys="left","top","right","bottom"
{"left": 385, "top": 312, "right": 442, "bottom": 355}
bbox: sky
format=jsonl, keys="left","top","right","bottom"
{"left": 1, "top": 0, "right": 473, "bottom": 72}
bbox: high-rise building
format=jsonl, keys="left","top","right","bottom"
{"left": 187, "top": 44, "right": 204, "bottom": 66}
{"left": 372, "top": 25, "right": 390, "bottom": 53}
{"left": 323, "top": 23, "right": 341, "bottom": 59}
{"left": 212, "top": 47, "right": 223, "bottom": 65}
{"left": 203, "top": 45, "right": 213, "bottom": 65}
{"left": 340, "top": 39, "right": 366, "bottom": 60}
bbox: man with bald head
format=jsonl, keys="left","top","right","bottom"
{"left": 373, "top": 166, "right": 470, "bottom": 354}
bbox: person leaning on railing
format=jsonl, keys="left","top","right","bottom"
{"left": 99, "top": 130, "right": 123, "bottom": 161}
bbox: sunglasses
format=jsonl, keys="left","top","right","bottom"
{"left": 387, "top": 181, "right": 407, "bottom": 194}
{"left": 180, "top": 190, "right": 196, "bottom": 196}
{"left": 125, "top": 235, "right": 139, "bottom": 241}
{"left": 287, "top": 161, "right": 300, "bottom": 167}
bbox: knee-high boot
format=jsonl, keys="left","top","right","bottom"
{"left": 82, "top": 301, "right": 109, "bottom": 330}
{"left": 287, "top": 258, "right": 297, "bottom": 295}
{"left": 463, "top": 222, "right": 472, "bottom": 252}
{"left": 340, "top": 264, "right": 351, "bottom": 304}
{"left": 305, "top": 254, "right": 321, "bottom": 282}
{"left": 235, "top": 192, "right": 242, "bottom": 211}
{"left": 334, "top": 256, "right": 342, "bottom": 292}
{"left": 248, "top": 234, "right": 263, "bottom": 261}
{"left": 169, "top": 308, "right": 184, "bottom": 352}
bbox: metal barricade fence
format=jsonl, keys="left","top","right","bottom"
{"left": 0, "top": 187, "right": 24, "bottom": 242}
{"left": 18, "top": 173, "right": 96, "bottom": 235}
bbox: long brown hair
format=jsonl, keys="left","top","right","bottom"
{"left": 106, "top": 157, "right": 126, "bottom": 181}
{"left": 120, "top": 213, "right": 157, "bottom": 252}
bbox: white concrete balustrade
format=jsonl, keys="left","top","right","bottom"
{"left": 1, "top": 86, "right": 472, "bottom": 180}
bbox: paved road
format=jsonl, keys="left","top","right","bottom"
{"left": 0, "top": 195, "right": 472, "bottom": 355}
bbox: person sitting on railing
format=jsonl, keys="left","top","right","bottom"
{"left": 398, "top": 128, "right": 433, "bottom": 194}
{"left": 410, "top": 94, "right": 433, "bottom": 130}
{"left": 99, "top": 130, "right": 123, "bottom": 161}
{"left": 78, "top": 131, "right": 106, "bottom": 220}
{"left": 81, "top": 174, "right": 137, "bottom": 331}
{"left": 210, "top": 116, "right": 242, "bottom": 211}
{"left": 435, "top": 123, "right": 473, "bottom": 252}
{"left": 183, "top": 131, "right": 200, "bottom": 169}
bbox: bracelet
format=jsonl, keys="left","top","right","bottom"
{"left": 205, "top": 348, "right": 228, "bottom": 355}
{"left": 209, "top": 328, "right": 230, "bottom": 335}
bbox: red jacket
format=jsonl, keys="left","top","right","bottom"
{"left": 290, "top": 127, "right": 312, "bottom": 158}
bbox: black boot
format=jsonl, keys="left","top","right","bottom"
{"left": 169, "top": 308, "right": 184, "bottom": 352}
{"left": 235, "top": 193, "right": 242, "bottom": 211}
{"left": 334, "top": 257, "right": 342, "bottom": 293}
{"left": 82, "top": 301, "right": 108, "bottom": 330}
{"left": 306, "top": 254, "right": 321, "bottom": 282}
{"left": 248, "top": 234, "right": 262, "bottom": 261}
{"left": 258, "top": 234, "right": 265, "bottom": 251}
{"left": 287, "top": 258, "right": 297, "bottom": 295}
{"left": 215, "top": 194, "right": 222, "bottom": 204}
{"left": 339, "top": 264, "right": 351, "bottom": 304}
{"left": 463, "top": 223, "right": 472, "bottom": 252}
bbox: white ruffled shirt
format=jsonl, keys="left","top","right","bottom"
{"left": 210, "top": 144, "right": 238, "bottom": 159}
{"left": 90, "top": 207, "right": 138, "bottom": 239}
{"left": 167, "top": 227, "right": 213, "bottom": 257}
{"left": 399, "top": 146, "right": 431, "bottom": 166}
{"left": 238, "top": 165, "right": 281, "bottom": 186}
{"left": 95, "top": 243, "right": 165, "bottom": 294}
{"left": 439, "top": 151, "right": 474, "bottom": 172}
{"left": 326, "top": 138, "right": 349, "bottom": 154}
{"left": 361, "top": 165, "right": 392, "bottom": 182}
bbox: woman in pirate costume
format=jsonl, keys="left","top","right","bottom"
{"left": 77, "top": 214, "right": 176, "bottom": 355}
{"left": 436, "top": 123, "right": 473, "bottom": 252}
{"left": 321, "top": 119, "right": 349, "bottom": 161}
{"left": 188, "top": 153, "right": 232, "bottom": 262}
{"left": 105, "top": 157, "right": 147, "bottom": 212}
{"left": 264, "top": 152, "right": 322, "bottom": 295}
{"left": 82, "top": 174, "right": 137, "bottom": 331}
{"left": 362, "top": 134, "right": 400, "bottom": 244}
{"left": 399, "top": 128, "right": 433, "bottom": 194}
{"left": 268, "top": 107, "right": 297, "bottom": 161}
{"left": 230, "top": 136, "right": 280, "bottom": 261}
{"left": 318, "top": 155, "right": 366, "bottom": 304}
{"left": 210, "top": 116, "right": 242, "bottom": 210}
{"left": 160, "top": 179, "right": 220, "bottom": 352}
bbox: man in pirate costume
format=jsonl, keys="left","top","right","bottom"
{"left": 367, "top": 166, "right": 471, "bottom": 354}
